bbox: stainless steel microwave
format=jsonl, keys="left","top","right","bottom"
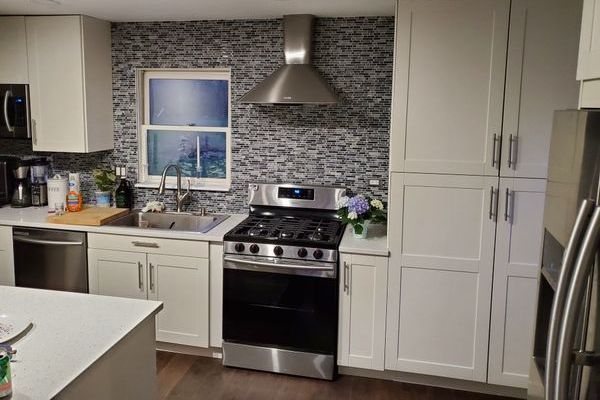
{"left": 0, "top": 84, "right": 31, "bottom": 139}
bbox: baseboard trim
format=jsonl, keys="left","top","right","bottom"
{"left": 155, "top": 344, "right": 526, "bottom": 399}
{"left": 339, "top": 366, "right": 527, "bottom": 399}
{"left": 156, "top": 342, "right": 223, "bottom": 359}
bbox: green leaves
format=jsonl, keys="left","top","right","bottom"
{"left": 92, "top": 169, "right": 117, "bottom": 192}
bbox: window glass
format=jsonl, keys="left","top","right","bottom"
{"left": 149, "top": 79, "right": 228, "bottom": 127}
{"left": 147, "top": 130, "right": 227, "bottom": 179}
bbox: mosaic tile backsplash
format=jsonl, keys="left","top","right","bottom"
{"left": 0, "top": 17, "right": 394, "bottom": 213}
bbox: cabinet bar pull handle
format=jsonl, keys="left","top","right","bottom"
{"left": 489, "top": 186, "right": 495, "bottom": 220}
{"left": 343, "top": 261, "right": 350, "bottom": 293}
{"left": 504, "top": 188, "right": 510, "bottom": 222}
{"left": 132, "top": 241, "right": 159, "bottom": 248}
{"left": 149, "top": 263, "right": 155, "bottom": 292}
{"left": 507, "top": 134, "right": 515, "bottom": 169}
{"left": 491, "top": 134, "right": 499, "bottom": 168}
{"left": 138, "top": 262, "right": 144, "bottom": 290}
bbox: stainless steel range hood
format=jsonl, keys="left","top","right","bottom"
{"left": 239, "top": 14, "right": 338, "bottom": 105}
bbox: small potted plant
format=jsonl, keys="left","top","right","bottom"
{"left": 92, "top": 169, "right": 117, "bottom": 207}
{"left": 337, "top": 195, "right": 386, "bottom": 239}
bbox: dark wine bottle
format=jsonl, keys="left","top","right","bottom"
{"left": 115, "top": 177, "right": 132, "bottom": 209}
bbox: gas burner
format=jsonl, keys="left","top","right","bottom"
{"left": 310, "top": 232, "right": 327, "bottom": 241}
{"left": 280, "top": 230, "right": 295, "bottom": 239}
{"left": 249, "top": 228, "right": 269, "bottom": 237}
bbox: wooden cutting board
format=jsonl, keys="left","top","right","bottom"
{"left": 47, "top": 207, "right": 130, "bottom": 226}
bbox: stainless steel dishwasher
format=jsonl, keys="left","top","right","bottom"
{"left": 13, "top": 227, "right": 88, "bottom": 293}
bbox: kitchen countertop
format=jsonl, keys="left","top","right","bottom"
{"left": 0, "top": 205, "right": 247, "bottom": 242}
{"left": 1, "top": 286, "right": 162, "bottom": 399}
{"left": 339, "top": 223, "right": 389, "bottom": 257}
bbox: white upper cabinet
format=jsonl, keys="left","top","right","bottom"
{"left": 488, "top": 178, "right": 545, "bottom": 388}
{"left": 26, "top": 15, "right": 113, "bottom": 153}
{"left": 338, "top": 253, "right": 388, "bottom": 371}
{"left": 577, "top": 0, "right": 600, "bottom": 80}
{"left": 390, "top": 0, "right": 509, "bottom": 176}
{"left": 501, "top": 0, "right": 582, "bottom": 178}
{"left": 0, "top": 17, "right": 28, "bottom": 83}
{"left": 386, "top": 173, "right": 497, "bottom": 382}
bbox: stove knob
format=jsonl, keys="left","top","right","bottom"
{"left": 273, "top": 246, "right": 284, "bottom": 257}
{"left": 234, "top": 243, "right": 245, "bottom": 252}
{"left": 297, "top": 248, "right": 308, "bottom": 258}
{"left": 313, "top": 249, "right": 324, "bottom": 260}
{"left": 249, "top": 244, "right": 260, "bottom": 254}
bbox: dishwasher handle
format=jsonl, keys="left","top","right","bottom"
{"left": 13, "top": 236, "right": 84, "bottom": 246}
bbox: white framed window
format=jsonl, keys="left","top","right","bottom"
{"left": 136, "top": 69, "right": 231, "bottom": 191}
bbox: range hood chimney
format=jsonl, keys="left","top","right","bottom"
{"left": 239, "top": 14, "right": 338, "bottom": 105}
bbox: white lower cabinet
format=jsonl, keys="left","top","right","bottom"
{"left": 89, "top": 249, "right": 147, "bottom": 299}
{"left": 386, "top": 173, "right": 496, "bottom": 382}
{"left": 0, "top": 226, "right": 14, "bottom": 286}
{"left": 338, "top": 253, "right": 388, "bottom": 371}
{"left": 487, "top": 178, "right": 546, "bottom": 388}
{"left": 88, "top": 234, "right": 210, "bottom": 348}
{"left": 148, "top": 254, "right": 209, "bottom": 347}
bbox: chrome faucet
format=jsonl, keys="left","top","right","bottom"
{"left": 157, "top": 164, "right": 191, "bottom": 213}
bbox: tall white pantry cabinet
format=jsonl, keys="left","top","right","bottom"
{"left": 386, "top": 0, "right": 581, "bottom": 388}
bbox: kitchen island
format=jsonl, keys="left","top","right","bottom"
{"left": 0, "top": 286, "right": 162, "bottom": 399}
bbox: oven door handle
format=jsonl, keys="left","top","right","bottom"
{"left": 223, "top": 257, "right": 334, "bottom": 272}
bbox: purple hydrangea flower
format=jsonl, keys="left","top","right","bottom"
{"left": 347, "top": 196, "right": 370, "bottom": 215}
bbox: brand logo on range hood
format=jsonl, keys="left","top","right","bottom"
{"left": 238, "top": 15, "right": 338, "bottom": 105}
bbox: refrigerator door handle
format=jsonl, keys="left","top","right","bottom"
{"left": 555, "top": 206, "right": 600, "bottom": 400}
{"left": 545, "top": 199, "right": 596, "bottom": 400}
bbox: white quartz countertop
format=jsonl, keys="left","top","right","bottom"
{"left": 0, "top": 286, "right": 162, "bottom": 399}
{"left": 0, "top": 205, "right": 247, "bottom": 242}
{"left": 339, "top": 223, "right": 389, "bottom": 257}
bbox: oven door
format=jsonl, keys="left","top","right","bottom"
{"left": 222, "top": 255, "right": 338, "bottom": 355}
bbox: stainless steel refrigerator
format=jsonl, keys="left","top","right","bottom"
{"left": 528, "top": 110, "right": 600, "bottom": 400}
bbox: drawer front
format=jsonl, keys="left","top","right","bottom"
{"left": 88, "top": 233, "right": 208, "bottom": 258}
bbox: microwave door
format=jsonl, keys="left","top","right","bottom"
{"left": 0, "top": 84, "right": 30, "bottom": 139}
{"left": 0, "top": 84, "right": 11, "bottom": 137}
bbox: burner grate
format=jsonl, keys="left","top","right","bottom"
{"left": 230, "top": 215, "right": 343, "bottom": 245}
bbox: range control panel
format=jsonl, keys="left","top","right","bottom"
{"left": 278, "top": 187, "right": 315, "bottom": 200}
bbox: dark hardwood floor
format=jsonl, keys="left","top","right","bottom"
{"left": 156, "top": 351, "right": 513, "bottom": 400}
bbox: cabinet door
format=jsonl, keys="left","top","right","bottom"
{"left": 0, "top": 17, "right": 28, "bottom": 83}
{"left": 88, "top": 249, "right": 147, "bottom": 299}
{"left": 148, "top": 254, "right": 209, "bottom": 347}
{"left": 26, "top": 16, "right": 87, "bottom": 152}
{"left": 488, "top": 178, "right": 545, "bottom": 388}
{"left": 577, "top": 0, "right": 600, "bottom": 80}
{"left": 390, "top": 0, "right": 509, "bottom": 176}
{"left": 0, "top": 226, "right": 14, "bottom": 286}
{"left": 501, "top": 0, "right": 582, "bottom": 178}
{"left": 338, "top": 253, "right": 388, "bottom": 371}
{"left": 386, "top": 173, "right": 497, "bottom": 382}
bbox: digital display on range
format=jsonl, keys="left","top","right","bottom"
{"left": 278, "top": 187, "right": 315, "bottom": 200}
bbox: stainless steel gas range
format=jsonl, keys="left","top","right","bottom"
{"left": 222, "top": 183, "right": 347, "bottom": 380}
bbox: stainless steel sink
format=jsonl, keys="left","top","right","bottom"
{"left": 107, "top": 211, "right": 229, "bottom": 233}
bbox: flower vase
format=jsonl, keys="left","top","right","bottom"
{"left": 352, "top": 221, "right": 369, "bottom": 239}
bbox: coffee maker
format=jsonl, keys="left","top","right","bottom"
{"left": 11, "top": 159, "right": 31, "bottom": 208}
{"left": 30, "top": 158, "right": 48, "bottom": 206}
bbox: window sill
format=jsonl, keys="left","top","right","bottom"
{"left": 135, "top": 182, "right": 230, "bottom": 192}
